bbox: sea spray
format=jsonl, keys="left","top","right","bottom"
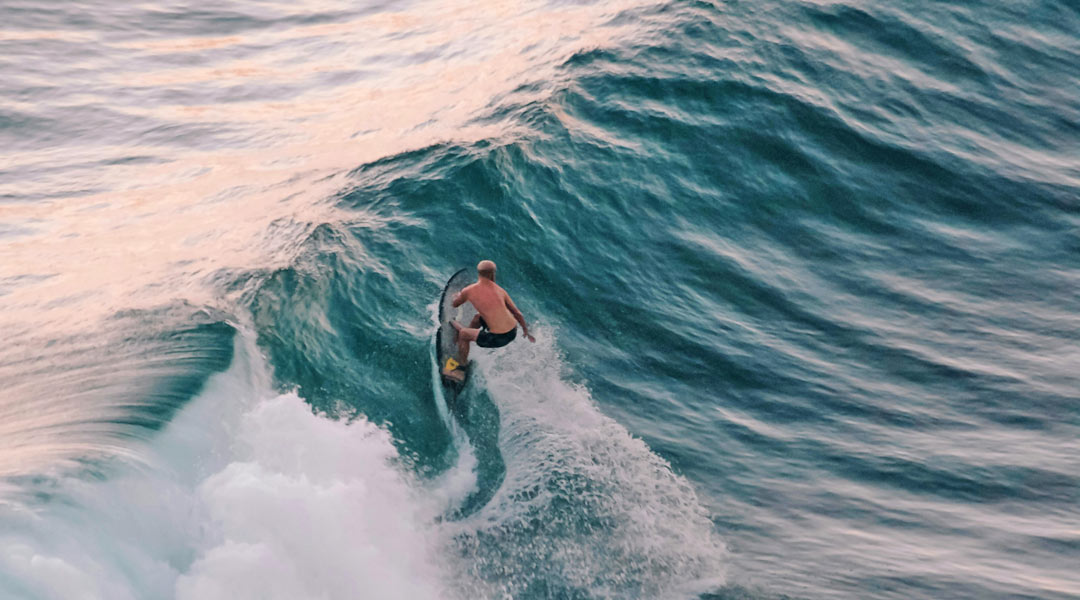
{"left": 443, "top": 328, "right": 728, "bottom": 599}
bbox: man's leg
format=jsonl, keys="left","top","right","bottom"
{"left": 460, "top": 315, "right": 484, "bottom": 363}
{"left": 451, "top": 321, "right": 479, "bottom": 365}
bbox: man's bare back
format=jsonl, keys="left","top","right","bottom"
{"left": 445, "top": 260, "right": 535, "bottom": 374}
{"left": 457, "top": 280, "right": 517, "bottom": 333}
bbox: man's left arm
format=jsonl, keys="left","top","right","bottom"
{"left": 505, "top": 293, "right": 535, "bottom": 343}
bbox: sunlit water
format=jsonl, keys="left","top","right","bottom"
{"left": 1, "top": 0, "right": 1078, "bottom": 598}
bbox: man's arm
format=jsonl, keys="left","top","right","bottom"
{"left": 504, "top": 292, "right": 535, "bottom": 343}
{"left": 452, "top": 285, "right": 470, "bottom": 308}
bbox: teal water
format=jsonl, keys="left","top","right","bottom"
{"left": 1, "top": 0, "right": 1078, "bottom": 598}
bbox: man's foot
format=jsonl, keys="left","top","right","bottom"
{"left": 441, "top": 362, "right": 467, "bottom": 382}
{"left": 441, "top": 357, "right": 468, "bottom": 375}
{"left": 443, "top": 369, "right": 465, "bottom": 382}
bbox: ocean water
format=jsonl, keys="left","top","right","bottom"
{"left": 1, "top": 0, "right": 1078, "bottom": 598}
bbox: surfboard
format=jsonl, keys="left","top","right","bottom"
{"left": 435, "top": 268, "right": 477, "bottom": 405}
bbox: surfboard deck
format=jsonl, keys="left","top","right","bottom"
{"left": 436, "top": 268, "right": 476, "bottom": 402}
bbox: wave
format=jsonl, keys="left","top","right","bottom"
{"left": 0, "top": 322, "right": 726, "bottom": 599}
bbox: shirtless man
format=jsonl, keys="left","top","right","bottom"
{"left": 447, "top": 260, "right": 535, "bottom": 373}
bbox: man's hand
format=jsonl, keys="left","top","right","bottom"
{"left": 525, "top": 332, "right": 536, "bottom": 343}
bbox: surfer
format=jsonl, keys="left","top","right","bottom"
{"left": 447, "top": 260, "right": 535, "bottom": 372}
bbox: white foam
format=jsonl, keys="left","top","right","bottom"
{"left": 0, "top": 332, "right": 451, "bottom": 600}
{"left": 175, "top": 394, "right": 446, "bottom": 600}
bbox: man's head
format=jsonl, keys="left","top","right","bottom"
{"left": 477, "top": 260, "right": 497, "bottom": 281}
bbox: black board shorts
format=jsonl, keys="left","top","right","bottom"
{"left": 476, "top": 317, "right": 517, "bottom": 348}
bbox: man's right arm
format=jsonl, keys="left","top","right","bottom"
{"left": 452, "top": 286, "right": 469, "bottom": 308}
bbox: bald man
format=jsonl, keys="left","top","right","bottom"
{"left": 446, "top": 260, "right": 535, "bottom": 375}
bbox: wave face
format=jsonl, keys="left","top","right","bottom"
{"left": 1, "top": 0, "right": 1078, "bottom": 598}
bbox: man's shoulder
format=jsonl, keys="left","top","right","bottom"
{"left": 472, "top": 282, "right": 505, "bottom": 300}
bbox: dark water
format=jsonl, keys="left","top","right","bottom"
{"left": 1, "top": 0, "right": 1078, "bottom": 598}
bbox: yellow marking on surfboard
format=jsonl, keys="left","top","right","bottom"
{"left": 444, "top": 357, "right": 459, "bottom": 371}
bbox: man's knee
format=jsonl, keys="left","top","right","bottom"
{"left": 459, "top": 328, "right": 479, "bottom": 342}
